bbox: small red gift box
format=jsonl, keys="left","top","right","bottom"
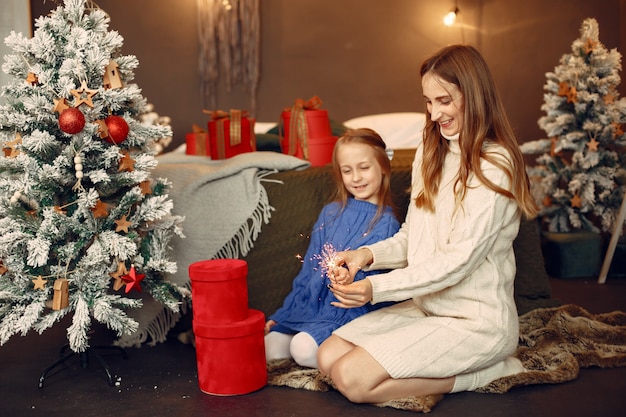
{"left": 189, "top": 259, "right": 249, "bottom": 323}
{"left": 185, "top": 124, "right": 210, "bottom": 156}
{"left": 280, "top": 96, "right": 335, "bottom": 166}
{"left": 204, "top": 109, "right": 256, "bottom": 160}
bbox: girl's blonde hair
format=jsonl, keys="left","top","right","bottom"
{"left": 330, "top": 128, "right": 396, "bottom": 223}
{"left": 417, "top": 44, "right": 538, "bottom": 219}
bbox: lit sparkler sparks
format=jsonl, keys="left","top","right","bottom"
{"left": 314, "top": 242, "right": 341, "bottom": 279}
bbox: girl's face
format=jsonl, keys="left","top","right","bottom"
{"left": 422, "top": 72, "right": 464, "bottom": 137}
{"left": 336, "top": 142, "right": 383, "bottom": 204}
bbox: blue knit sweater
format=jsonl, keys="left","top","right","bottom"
{"left": 269, "top": 198, "right": 400, "bottom": 345}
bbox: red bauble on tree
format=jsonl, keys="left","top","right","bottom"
{"left": 104, "top": 115, "right": 129, "bottom": 144}
{"left": 58, "top": 108, "right": 86, "bottom": 134}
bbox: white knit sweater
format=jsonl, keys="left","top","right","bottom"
{"left": 333, "top": 137, "right": 521, "bottom": 379}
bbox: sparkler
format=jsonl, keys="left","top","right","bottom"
{"left": 314, "top": 242, "right": 341, "bottom": 280}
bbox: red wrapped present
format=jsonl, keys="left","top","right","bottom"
{"left": 204, "top": 109, "right": 256, "bottom": 160}
{"left": 280, "top": 96, "right": 335, "bottom": 166}
{"left": 185, "top": 124, "right": 210, "bottom": 156}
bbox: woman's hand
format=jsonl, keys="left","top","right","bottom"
{"left": 264, "top": 319, "right": 276, "bottom": 335}
{"left": 329, "top": 278, "right": 373, "bottom": 309}
{"left": 328, "top": 247, "right": 373, "bottom": 284}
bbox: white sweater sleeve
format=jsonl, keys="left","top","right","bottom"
{"left": 367, "top": 156, "right": 520, "bottom": 305}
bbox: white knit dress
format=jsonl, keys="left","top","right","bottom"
{"left": 333, "top": 137, "right": 521, "bottom": 379}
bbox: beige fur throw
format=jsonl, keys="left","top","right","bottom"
{"left": 267, "top": 304, "right": 626, "bottom": 413}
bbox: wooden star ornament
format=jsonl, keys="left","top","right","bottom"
{"left": 121, "top": 265, "right": 145, "bottom": 294}
{"left": 613, "top": 122, "right": 624, "bottom": 138}
{"left": 0, "top": 260, "right": 7, "bottom": 275}
{"left": 3, "top": 132, "right": 22, "bottom": 158}
{"left": 94, "top": 119, "right": 109, "bottom": 139}
{"left": 110, "top": 261, "right": 128, "bottom": 291}
{"left": 604, "top": 91, "right": 616, "bottom": 105}
{"left": 584, "top": 38, "right": 598, "bottom": 54}
{"left": 118, "top": 151, "right": 136, "bottom": 172}
{"left": 586, "top": 137, "right": 599, "bottom": 152}
{"left": 52, "top": 97, "right": 70, "bottom": 114}
{"left": 32, "top": 275, "right": 48, "bottom": 290}
{"left": 566, "top": 86, "right": 577, "bottom": 104}
{"left": 114, "top": 214, "right": 132, "bottom": 233}
{"left": 26, "top": 72, "right": 39, "bottom": 85}
{"left": 557, "top": 81, "right": 569, "bottom": 97}
{"left": 139, "top": 180, "right": 153, "bottom": 195}
{"left": 71, "top": 80, "right": 98, "bottom": 108}
{"left": 91, "top": 199, "right": 109, "bottom": 218}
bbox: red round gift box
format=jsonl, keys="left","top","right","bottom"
{"left": 193, "top": 309, "right": 267, "bottom": 395}
{"left": 189, "top": 259, "right": 249, "bottom": 323}
{"left": 280, "top": 109, "right": 335, "bottom": 166}
{"left": 304, "top": 136, "right": 338, "bottom": 167}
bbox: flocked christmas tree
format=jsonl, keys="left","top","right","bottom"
{"left": 521, "top": 18, "right": 626, "bottom": 235}
{"left": 0, "top": 0, "right": 186, "bottom": 352}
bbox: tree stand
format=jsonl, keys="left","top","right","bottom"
{"left": 38, "top": 344, "right": 127, "bottom": 388}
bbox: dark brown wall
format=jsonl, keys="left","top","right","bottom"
{"left": 30, "top": 0, "right": 624, "bottom": 149}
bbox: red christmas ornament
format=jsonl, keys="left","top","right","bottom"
{"left": 121, "top": 265, "right": 145, "bottom": 294}
{"left": 104, "top": 115, "right": 129, "bottom": 144}
{"left": 58, "top": 108, "right": 86, "bottom": 134}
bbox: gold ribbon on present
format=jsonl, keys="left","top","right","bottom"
{"left": 190, "top": 124, "right": 208, "bottom": 155}
{"left": 203, "top": 109, "right": 253, "bottom": 159}
{"left": 283, "top": 96, "right": 322, "bottom": 160}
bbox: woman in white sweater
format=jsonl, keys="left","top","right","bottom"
{"left": 317, "top": 44, "right": 539, "bottom": 404}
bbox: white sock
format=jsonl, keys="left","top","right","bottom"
{"left": 451, "top": 356, "right": 525, "bottom": 393}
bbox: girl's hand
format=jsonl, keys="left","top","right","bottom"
{"left": 329, "top": 266, "right": 351, "bottom": 285}
{"left": 329, "top": 278, "right": 373, "bottom": 309}
{"left": 328, "top": 248, "right": 373, "bottom": 284}
{"left": 264, "top": 319, "right": 276, "bottom": 335}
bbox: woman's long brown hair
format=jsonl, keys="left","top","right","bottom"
{"left": 417, "top": 45, "right": 538, "bottom": 219}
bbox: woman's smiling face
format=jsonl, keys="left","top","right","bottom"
{"left": 422, "top": 72, "right": 464, "bottom": 137}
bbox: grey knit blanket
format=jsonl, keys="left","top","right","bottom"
{"left": 115, "top": 151, "right": 309, "bottom": 347}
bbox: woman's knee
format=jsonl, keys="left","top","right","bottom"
{"left": 317, "top": 335, "right": 346, "bottom": 374}
{"left": 330, "top": 358, "right": 369, "bottom": 403}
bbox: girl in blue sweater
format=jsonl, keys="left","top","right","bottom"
{"left": 264, "top": 128, "right": 400, "bottom": 368}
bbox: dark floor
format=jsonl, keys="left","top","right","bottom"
{"left": 1, "top": 276, "right": 626, "bottom": 417}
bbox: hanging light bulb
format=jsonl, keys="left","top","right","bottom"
{"left": 443, "top": 8, "right": 459, "bottom": 26}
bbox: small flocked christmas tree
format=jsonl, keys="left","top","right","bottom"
{"left": 521, "top": 18, "right": 626, "bottom": 234}
{"left": 0, "top": 0, "right": 186, "bottom": 352}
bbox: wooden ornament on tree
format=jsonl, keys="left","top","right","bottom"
{"left": 26, "top": 72, "right": 38, "bottom": 85}
{"left": 70, "top": 80, "right": 98, "bottom": 108}
{"left": 3, "top": 132, "right": 22, "bottom": 158}
{"left": 103, "top": 60, "right": 123, "bottom": 89}
{"left": 104, "top": 115, "right": 129, "bottom": 144}
{"left": 58, "top": 108, "right": 86, "bottom": 134}
{"left": 53, "top": 97, "right": 70, "bottom": 114}
{"left": 52, "top": 278, "right": 69, "bottom": 310}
